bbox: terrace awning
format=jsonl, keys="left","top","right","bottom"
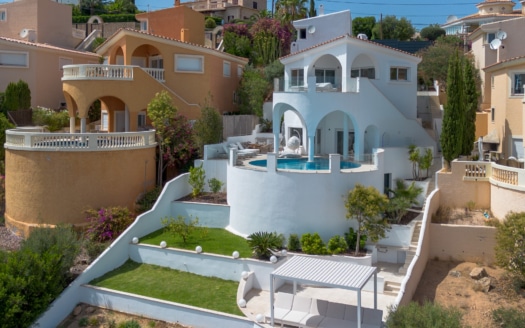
{"left": 269, "top": 256, "right": 378, "bottom": 328}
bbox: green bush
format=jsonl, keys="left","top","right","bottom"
{"left": 287, "top": 234, "right": 301, "bottom": 251}
{"left": 85, "top": 206, "right": 135, "bottom": 243}
{"left": 495, "top": 212, "right": 525, "bottom": 280}
{"left": 135, "top": 187, "right": 161, "bottom": 214}
{"left": 161, "top": 215, "right": 203, "bottom": 244}
{"left": 117, "top": 320, "right": 141, "bottom": 328}
{"left": 189, "top": 164, "right": 205, "bottom": 198}
{"left": 32, "top": 107, "right": 70, "bottom": 132}
{"left": 385, "top": 301, "right": 463, "bottom": 328}
{"left": 83, "top": 239, "right": 110, "bottom": 261}
{"left": 492, "top": 307, "right": 525, "bottom": 328}
{"left": 344, "top": 227, "right": 366, "bottom": 252}
{"left": 3, "top": 79, "right": 31, "bottom": 111}
{"left": 205, "top": 17, "right": 217, "bottom": 29}
{"left": 327, "top": 235, "right": 348, "bottom": 255}
{"left": 247, "top": 231, "right": 282, "bottom": 260}
{"left": 208, "top": 178, "right": 224, "bottom": 193}
{"left": 300, "top": 233, "right": 328, "bottom": 255}
{"left": 0, "top": 232, "right": 75, "bottom": 327}
{"left": 21, "top": 224, "right": 80, "bottom": 277}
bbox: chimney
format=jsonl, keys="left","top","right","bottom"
{"left": 175, "top": 0, "right": 180, "bottom": 6}
{"left": 319, "top": 4, "right": 324, "bottom": 15}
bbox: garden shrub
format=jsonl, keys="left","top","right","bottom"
{"left": 205, "top": 17, "right": 217, "bottom": 29}
{"left": 287, "top": 233, "right": 301, "bottom": 251}
{"left": 0, "top": 226, "right": 78, "bottom": 328}
{"left": 32, "top": 107, "right": 70, "bottom": 132}
{"left": 385, "top": 301, "right": 463, "bottom": 328}
{"left": 161, "top": 215, "right": 203, "bottom": 244}
{"left": 188, "top": 164, "right": 205, "bottom": 198}
{"left": 21, "top": 224, "right": 80, "bottom": 277}
{"left": 344, "top": 227, "right": 366, "bottom": 252}
{"left": 495, "top": 211, "right": 525, "bottom": 280}
{"left": 327, "top": 235, "right": 348, "bottom": 255}
{"left": 300, "top": 233, "right": 328, "bottom": 255}
{"left": 492, "top": 307, "right": 525, "bottom": 328}
{"left": 247, "top": 231, "right": 282, "bottom": 259}
{"left": 117, "top": 319, "right": 141, "bottom": 328}
{"left": 135, "top": 187, "right": 161, "bottom": 214}
{"left": 208, "top": 178, "right": 224, "bottom": 193}
{"left": 85, "top": 206, "right": 135, "bottom": 243}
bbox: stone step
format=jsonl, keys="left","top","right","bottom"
{"left": 384, "top": 281, "right": 401, "bottom": 296}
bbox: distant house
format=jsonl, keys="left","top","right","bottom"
{"left": 468, "top": 17, "right": 525, "bottom": 159}
{"left": 4, "top": 4, "right": 248, "bottom": 237}
{"left": 441, "top": 0, "right": 524, "bottom": 36}
{"left": 0, "top": 0, "right": 97, "bottom": 109}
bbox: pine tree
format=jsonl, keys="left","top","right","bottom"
{"left": 462, "top": 57, "right": 478, "bottom": 156}
{"left": 441, "top": 49, "right": 465, "bottom": 167}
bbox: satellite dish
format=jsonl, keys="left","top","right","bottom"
{"left": 357, "top": 33, "right": 368, "bottom": 40}
{"left": 19, "top": 29, "right": 29, "bottom": 38}
{"left": 496, "top": 30, "right": 507, "bottom": 40}
{"left": 490, "top": 38, "right": 502, "bottom": 50}
{"left": 307, "top": 25, "right": 316, "bottom": 34}
{"left": 446, "top": 15, "right": 458, "bottom": 23}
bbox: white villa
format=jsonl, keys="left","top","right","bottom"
{"left": 31, "top": 8, "right": 525, "bottom": 328}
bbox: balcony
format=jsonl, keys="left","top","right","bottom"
{"left": 274, "top": 76, "right": 360, "bottom": 93}
{"left": 5, "top": 130, "right": 156, "bottom": 152}
{"left": 62, "top": 65, "right": 165, "bottom": 83}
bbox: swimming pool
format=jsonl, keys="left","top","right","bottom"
{"left": 249, "top": 157, "right": 361, "bottom": 170}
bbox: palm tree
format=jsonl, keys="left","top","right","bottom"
{"left": 276, "top": 0, "right": 307, "bottom": 23}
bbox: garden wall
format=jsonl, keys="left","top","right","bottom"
{"left": 429, "top": 224, "right": 496, "bottom": 264}
{"left": 170, "top": 202, "right": 230, "bottom": 228}
{"left": 80, "top": 286, "right": 261, "bottom": 328}
{"left": 395, "top": 188, "right": 440, "bottom": 306}
{"left": 436, "top": 162, "right": 491, "bottom": 209}
{"left": 491, "top": 183, "right": 525, "bottom": 220}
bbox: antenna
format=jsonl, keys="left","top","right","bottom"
{"left": 19, "top": 29, "right": 29, "bottom": 38}
{"left": 489, "top": 38, "right": 502, "bottom": 50}
{"left": 446, "top": 15, "right": 458, "bottom": 23}
{"left": 357, "top": 33, "right": 368, "bottom": 40}
{"left": 307, "top": 25, "right": 316, "bottom": 34}
{"left": 496, "top": 30, "right": 507, "bottom": 40}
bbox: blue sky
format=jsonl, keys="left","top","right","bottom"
{"left": 134, "top": 0, "right": 522, "bottom": 30}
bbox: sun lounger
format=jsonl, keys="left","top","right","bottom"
{"left": 236, "top": 142, "right": 260, "bottom": 154}
{"left": 317, "top": 302, "right": 347, "bottom": 328}
{"left": 265, "top": 293, "right": 294, "bottom": 326}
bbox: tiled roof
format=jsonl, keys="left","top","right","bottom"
{"left": 97, "top": 28, "right": 249, "bottom": 62}
{"left": 483, "top": 55, "right": 525, "bottom": 70}
{"left": 0, "top": 37, "right": 99, "bottom": 57}
{"left": 280, "top": 34, "right": 421, "bottom": 60}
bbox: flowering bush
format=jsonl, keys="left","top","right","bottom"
{"left": 162, "top": 114, "right": 198, "bottom": 170}
{"left": 32, "top": 107, "right": 70, "bottom": 132}
{"left": 85, "top": 206, "right": 135, "bottom": 243}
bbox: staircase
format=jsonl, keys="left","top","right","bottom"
{"left": 383, "top": 281, "right": 401, "bottom": 297}
{"left": 398, "top": 220, "right": 422, "bottom": 274}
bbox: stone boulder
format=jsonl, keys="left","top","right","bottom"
{"left": 469, "top": 267, "right": 487, "bottom": 280}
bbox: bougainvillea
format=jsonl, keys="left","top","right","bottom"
{"left": 162, "top": 114, "right": 198, "bottom": 170}
{"left": 85, "top": 206, "right": 135, "bottom": 243}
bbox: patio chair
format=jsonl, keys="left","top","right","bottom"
{"left": 265, "top": 292, "right": 294, "bottom": 326}
{"left": 298, "top": 298, "right": 328, "bottom": 328}
{"left": 229, "top": 143, "right": 258, "bottom": 157}
{"left": 281, "top": 295, "right": 312, "bottom": 327}
{"left": 222, "top": 144, "right": 249, "bottom": 159}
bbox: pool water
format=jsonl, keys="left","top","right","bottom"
{"left": 249, "top": 158, "right": 361, "bottom": 170}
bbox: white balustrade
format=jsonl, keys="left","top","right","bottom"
{"left": 143, "top": 68, "right": 165, "bottom": 82}
{"left": 62, "top": 65, "right": 134, "bottom": 81}
{"left": 5, "top": 130, "right": 156, "bottom": 152}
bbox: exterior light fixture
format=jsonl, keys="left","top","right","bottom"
{"left": 232, "top": 251, "right": 240, "bottom": 259}
{"left": 160, "top": 241, "right": 167, "bottom": 248}
{"left": 132, "top": 237, "right": 139, "bottom": 244}
{"left": 195, "top": 246, "right": 202, "bottom": 253}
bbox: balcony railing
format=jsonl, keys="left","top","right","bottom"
{"left": 275, "top": 76, "right": 360, "bottom": 93}
{"left": 5, "top": 130, "right": 156, "bottom": 152}
{"left": 62, "top": 65, "right": 165, "bottom": 83}
{"left": 454, "top": 160, "right": 525, "bottom": 189}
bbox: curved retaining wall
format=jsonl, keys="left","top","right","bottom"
{"left": 226, "top": 154, "right": 384, "bottom": 240}
{"left": 5, "top": 146, "right": 156, "bottom": 236}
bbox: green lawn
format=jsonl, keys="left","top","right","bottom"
{"left": 140, "top": 227, "right": 253, "bottom": 258}
{"left": 90, "top": 260, "right": 243, "bottom": 316}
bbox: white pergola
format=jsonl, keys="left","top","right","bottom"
{"left": 270, "top": 256, "right": 378, "bottom": 328}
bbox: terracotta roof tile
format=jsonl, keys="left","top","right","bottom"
{"left": 0, "top": 37, "right": 99, "bottom": 57}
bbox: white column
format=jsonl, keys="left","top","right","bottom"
{"left": 343, "top": 116, "right": 349, "bottom": 160}
{"left": 80, "top": 118, "right": 86, "bottom": 133}
{"left": 308, "top": 135, "right": 315, "bottom": 162}
{"left": 69, "top": 117, "right": 75, "bottom": 133}
{"left": 273, "top": 117, "right": 280, "bottom": 154}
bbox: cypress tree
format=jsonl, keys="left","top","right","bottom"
{"left": 441, "top": 49, "right": 465, "bottom": 167}
{"left": 462, "top": 57, "right": 478, "bottom": 156}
